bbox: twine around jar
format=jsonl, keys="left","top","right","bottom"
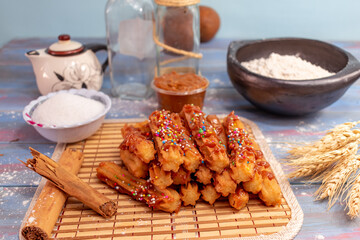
{"left": 152, "top": 23, "right": 203, "bottom": 59}
{"left": 155, "top": 0, "right": 200, "bottom": 7}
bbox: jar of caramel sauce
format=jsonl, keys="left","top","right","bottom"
{"left": 152, "top": 71, "right": 209, "bottom": 112}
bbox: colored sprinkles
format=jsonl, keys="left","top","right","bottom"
{"left": 152, "top": 110, "right": 196, "bottom": 153}
{"left": 226, "top": 114, "right": 259, "bottom": 163}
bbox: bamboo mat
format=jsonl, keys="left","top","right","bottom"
{"left": 21, "top": 118, "right": 303, "bottom": 240}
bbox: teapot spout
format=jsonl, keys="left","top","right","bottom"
{"left": 26, "top": 50, "right": 40, "bottom": 56}
{"left": 25, "top": 49, "right": 47, "bottom": 65}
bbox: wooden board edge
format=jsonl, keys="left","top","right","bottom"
{"left": 19, "top": 143, "right": 67, "bottom": 240}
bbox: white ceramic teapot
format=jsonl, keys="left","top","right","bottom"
{"left": 26, "top": 34, "right": 108, "bottom": 95}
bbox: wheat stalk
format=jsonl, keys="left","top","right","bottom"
{"left": 287, "top": 140, "right": 359, "bottom": 179}
{"left": 287, "top": 159, "right": 337, "bottom": 179}
{"left": 285, "top": 121, "right": 360, "bottom": 218}
{"left": 288, "top": 121, "right": 360, "bottom": 157}
{"left": 344, "top": 171, "right": 360, "bottom": 219}
{"left": 314, "top": 155, "right": 360, "bottom": 209}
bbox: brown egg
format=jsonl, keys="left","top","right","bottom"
{"left": 200, "top": 5, "right": 220, "bottom": 43}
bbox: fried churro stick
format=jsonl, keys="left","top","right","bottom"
{"left": 149, "top": 110, "right": 202, "bottom": 172}
{"left": 180, "top": 105, "right": 229, "bottom": 173}
{"left": 171, "top": 113, "right": 202, "bottom": 172}
{"left": 201, "top": 184, "right": 221, "bottom": 205}
{"left": 97, "top": 162, "right": 181, "bottom": 213}
{"left": 119, "top": 148, "right": 149, "bottom": 178}
{"left": 195, "top": 164, "right": 213, "bottom": 185}
{"left": 149, "top": 162, "right": 173, "bottom": 189}
{"left": 224, "top": 112, "right": 281, "bottom": 206}
{"left": 243, "top": 169, "right": 263, "bottom": 194}
{"left": 224, "top": 112, "right": 255, "bottom": 183}
{"left": 228, "top": 151, "right": 255, "bottom": 184}
{"left": 132, "top": 121, "right": 153, "bottom": 138}
{"left": 214, "top": 170, "right": 237, "bottom": 197}
{"left": 172, "top": 166, "right": 191, "bottom": 185}
{"left": 206, "top": 114, "right": 227, "bottom": 151}
{"left": 120, "top": 123, "right": 156, "bottom": 164}
{"left": 121, "top": 121, "right": 151, "bottom": 139}
{"left": 229, "top": 186, "right": 249, "bottom": 210}
{"left": 149, "top": 111, "right": 184, "bottom": 172}
{"left": 180, "top": 182, "right": 201, "bottom": 206}
{"left": 258, "top": 170, "right": 282, "bottom": 206}
{"left": 119, "top": 123, "right": 156, "bottom": 178}
{"left": 243, "top": 158, "right": 269, "bottom": 194}
{"left": 243, "top": 125, "right": 281, "bottom": 206}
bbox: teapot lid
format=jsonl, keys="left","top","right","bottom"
{"left": 47, "top": 34, "right": 84, "bottom": 56}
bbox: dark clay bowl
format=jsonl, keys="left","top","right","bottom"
{"left": 227, "top": 38, "right": 360, "bottom": 115}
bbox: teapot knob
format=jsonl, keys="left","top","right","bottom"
{"left": 58, "top": 34, "right": 71, "bottom": 42}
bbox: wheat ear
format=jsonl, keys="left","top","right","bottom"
{"left": 344, "top": 171, "right": 360, "bottom": 219}
{"left": 314, "top": 155, "right": 360, "bottom": 209}
{"left": 287, "top": 141, "right": 359, "bottom": 179}
{"left": 288, "top": 121, "right": 360, "bottom": 157}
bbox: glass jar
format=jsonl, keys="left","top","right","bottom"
{"left": 105, "top": 0, "right": 155, "bottom": 99}
{"left": 154, "top": 0, "right": 201, "bottom": 77}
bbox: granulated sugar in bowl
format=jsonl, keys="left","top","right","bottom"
{"left": 32, "top": 93, "right": 105, "bottom": 127}
{"left": 23, "top": 89, "right": 111, "bottom": 143}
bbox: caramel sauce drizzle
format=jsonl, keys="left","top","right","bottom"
{"left": 150, "top": 110, "right": 200, "bottom": 156}
{"left": 181, "top": 105, "right": 227, "bottom": 153}
{"left": 225, "top": 113, "right": 275, "bottom": 180}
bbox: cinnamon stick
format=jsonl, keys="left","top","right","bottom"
{"left": 21, "top": 148, "right": 117, "bottom": 220}
{"left": 21, "top": 148, "right": 84, "bottom": 240}
{"left": 97, "top": 162, "right": 182, "bottom": 213}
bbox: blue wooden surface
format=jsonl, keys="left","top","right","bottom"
{"left": 1, "top": 38, "right": 360, "bottom": 239}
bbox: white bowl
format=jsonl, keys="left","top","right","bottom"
{"left": 23, "top": 89, "right": 111, "bottom": 143}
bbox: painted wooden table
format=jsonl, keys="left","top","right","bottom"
{"left": 1, "top": 38, "right": 360, "bottom": 240}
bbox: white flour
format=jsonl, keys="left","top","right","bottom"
{"left": 241, "top": 53, "right": 335, "bottom": 80}
{"left": 32, "top": 93, "right": 105, "bottom": 126}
